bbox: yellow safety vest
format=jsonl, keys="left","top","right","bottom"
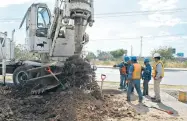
{"left": 132, "top": 63, "right": 142, "bottom": 80}
{"left": 152, "top": 60, "right": 164, "bottom": 78}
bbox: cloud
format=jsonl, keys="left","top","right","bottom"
{"left": 138, "top": 0, "right": 184, "bottom": 27}
{"left": 0, "top": 0, "right": 32, "bottom": 7}
{"left": 139, "top": 0, "right": 178, "bottom": 10}
{"left": 0, "top": 0, "right": 53, "bottom": 8}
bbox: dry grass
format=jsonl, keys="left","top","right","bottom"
{"left": 0, "top": 75, "right": 12, "bottom": 81}
{"left": 101, "top": 81, "right": 187, "bottom": 90}
{"left": 93, "top": 60, "right": 187, "bottom": 68}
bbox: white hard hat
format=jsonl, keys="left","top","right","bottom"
{"left": 153, "top": 53, "right": 161, "bottom": 58}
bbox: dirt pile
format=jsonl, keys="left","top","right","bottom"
{"left": 59, "top": 55, "right": 101, "bottom": 99}
{"left": 0, "top": 87, "right": 138, "bottom": 121}
{"left": 0, "top": 56, "right": 137, "bottom": 121}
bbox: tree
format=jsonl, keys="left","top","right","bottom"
{"left": 97, "top": 50, "right": 113, "bottom": 61}
{"left": 151, "top": 46, "right": 174, "bottom": 60}
{"left": 15, "top": 44, "right": 40, "bottom": 60}
{"left": 110, "top": 49, "right": 127, "bottom": 58}
{"left": 85, "top": 52, "right": 96, "bottom": 60}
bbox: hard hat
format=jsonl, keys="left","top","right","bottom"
{"left": 130, "top": 56, "right": 137, "bottom": 61}
{"left": 153, "top": 53, "right": 161, "bottom": 58}
{"left": 123, "top": 56, "right": 129, "bottom": 62}
{"left": 144, "top": 58, "right": 150, "bottom": 63}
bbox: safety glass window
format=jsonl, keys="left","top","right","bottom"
{"left": 0, "top": 38, "right": 5, "bottom": 47}
{"left": 37, "top": 7, "right": 50, "bottom": 28}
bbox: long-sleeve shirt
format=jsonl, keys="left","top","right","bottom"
{"left": 142, "top": 64, "right": 152, "bottom": 81}
{"left": 155, "top": 63, "right": 162, "bottom": 80}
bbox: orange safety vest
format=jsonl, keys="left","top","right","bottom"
{"left": 132, "top": 63, "right": 142, "bottom": 80}
{"left": 120, "top": 62, "right": 127, "bottom": 75}
{"left": 152, "top": 60, "right": 164, "bottom": 78}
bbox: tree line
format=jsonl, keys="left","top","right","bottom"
{"left": 86, "top": 46, "right": 176, "bottom": 61}
{"left": 14, "top": 44, "right": 176, "bottom": 61}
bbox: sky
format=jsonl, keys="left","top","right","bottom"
{"left": 0, "top": 0, "right": 187, "bottom": 56}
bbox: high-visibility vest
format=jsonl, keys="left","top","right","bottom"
{"left": 132, "top": 63, "right": 142, "bottom": 80}
{"left": 120, "top": 62, "right": 127, "bottom": 75}
{"left": 152, "top": 60, "right": 164, "bottom": 78}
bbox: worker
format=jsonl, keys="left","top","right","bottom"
{"left": 126, "top": 56, "right": 143, "bottom": 102}
{"left": 126, "top": 56, "right": 134, "bottom": 93}
{"left": 151, "top": 53, "right": 164, "bottom": 103}
{"left": 113, "top": 55, "right": 129, "bottom": 90}
{"left": 142, "top": 58, "right": 152, "bottom": 96}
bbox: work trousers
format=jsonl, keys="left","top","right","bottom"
{"left": 127, "top": 81, "right": 134, "bottom": 92}
{"left": 120, "top": 75, "right": 126, "bottom": 89}
{"left": 127, "top": 80, "right": 143, "bottom": 101}
{"left": 154, "top": 79, "right": 162, "bottom": 100}
{"left": 143, "top": 80, "right": 149, "bottom": 96}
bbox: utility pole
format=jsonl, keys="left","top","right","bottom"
{"left": 140, "top": 36, "right": 143, "bottom": 57}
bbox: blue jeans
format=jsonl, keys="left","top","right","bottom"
{"left": 127, "top": 82, "right": 134, "bottom": 92}
{"left": 127, "top": 80, "right": 143, "bottom": 101}
{"left": 120, "top": 75, "right": 126, "bottom": 89}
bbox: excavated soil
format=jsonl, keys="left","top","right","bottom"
{"left": 0, "top": 56, "right": 184, "bottom": 121}
{"left": 0, "top": 56, "right": 138, "bottom": 121}
{"left": 0, "top": 87, "right": 183, "bottom": 121}
{"left": 0, "top": 87, "right": 138, "bottom": 121}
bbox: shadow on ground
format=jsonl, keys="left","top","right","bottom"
{"left": 144, "top": 96, "right": 180, "bottom": 116}
{"left": 128, "top": 102, "right": 150, "bottom": 114}
{"left": 157, "top": 103, "right": 179, "bottom": 116}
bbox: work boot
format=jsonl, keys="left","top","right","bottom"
{"left": 152, "top": 99, "right": 161, "bottom": 103}
{"left": 118, "top": 86, "right": 123, "bottom": 89}
{"left": 139, "top": 100, "right": 142, "bottom": 103}
{"left": 123, "top": 86, "right": 127, "bottom": 91}
{"left": 123, "top": 88, "right": 127, "bottom": 91}
{"left": 151, "top": 97, "right": 156, "bottom": 100}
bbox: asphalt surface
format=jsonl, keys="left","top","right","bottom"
{"left": 96, "top": 68, "right": 187, "bottom": 86}
{"left": 1, "top": 68, "right": 187, "bottom": 86}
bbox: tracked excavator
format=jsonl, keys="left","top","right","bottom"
{"left": 12, "top": 0, "right": 97, "bottom": 95}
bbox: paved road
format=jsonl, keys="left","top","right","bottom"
{"left": 1, "top": 68, "right": 187, "bottom": 86}
{"left": 96, "top": 68, "right": 187, "bottom": 86}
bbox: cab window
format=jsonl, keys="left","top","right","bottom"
{"left": 0, "top": 38, "right": 5, "bottom": 47}
{"left": 37, "top": 7, "right": 50, "bottom": 28}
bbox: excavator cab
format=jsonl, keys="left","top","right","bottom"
{"left": 19, "top": 3, "right": 51, "bottom": 53}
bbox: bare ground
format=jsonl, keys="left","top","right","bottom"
{"left": 0, "top": 86, "right": 185, "bottom": 121}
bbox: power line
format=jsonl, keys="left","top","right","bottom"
{"left": 0, "top": 8, "right": 186, "bottom": 21}
{"left": 95, "top": 8, "right": 187, "bottom": 15}
{"left": 90, "top": 34, "right": 187, "bottom": 41}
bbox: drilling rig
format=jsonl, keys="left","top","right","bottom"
{"left": 10, "top": 0, "right": 96, "bottom": 94}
